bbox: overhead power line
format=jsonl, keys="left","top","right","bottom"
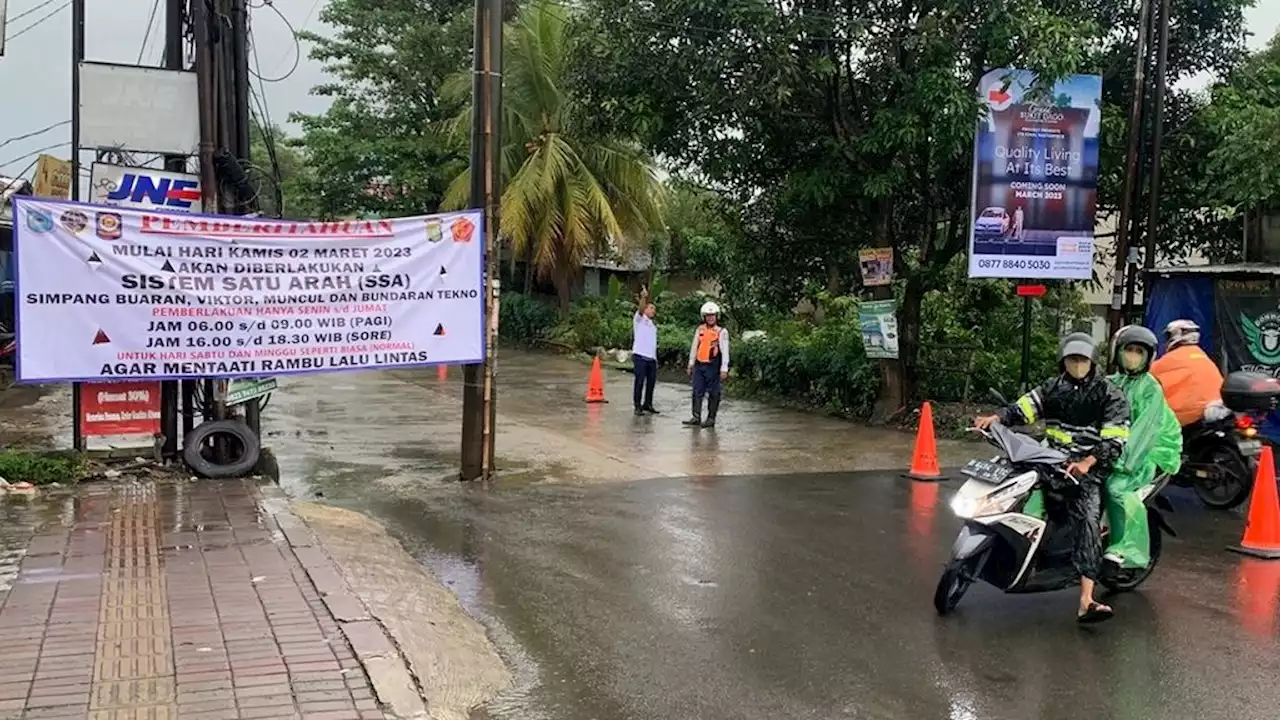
{"left": 0, "top": 141, "right": 71, "bottom": 171}
{"left": 6, "top": 0, "right": 60, "bottom": 25}
{"left": 4, "top": 0, "right": 71, "bottom": 44}
{"left": 0, "top": 120, "right": 70, "bottom": 152}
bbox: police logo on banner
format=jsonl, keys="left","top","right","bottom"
{"left": 96, "top": 212, "right": 122, "bottom": 240}
{"left": 26, "top": 209, "right": 53, "bottom": 233}
{"left": 61, "top": 210, "right": 89, "bottom": 234}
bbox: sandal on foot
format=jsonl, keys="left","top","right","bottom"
{"left": 1077, "top": 602, "right": 1114, "bottom": 624}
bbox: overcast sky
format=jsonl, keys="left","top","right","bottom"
{"left": 1, "top": 0, "right": 1277, "bottom": 178}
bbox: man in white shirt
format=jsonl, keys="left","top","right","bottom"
{"left": 632, "top": 286, "right": 659, "bottom": 416}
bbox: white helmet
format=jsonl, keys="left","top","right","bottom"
{"left": 700, "top": 301, "right": 721, "bottom": 317}
{"left": 1164, "top": 319, "right": 1201, "bottom": 350}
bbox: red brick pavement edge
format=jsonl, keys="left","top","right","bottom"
{"left": 0, "top": 479, "right": 424, "bottom": 720}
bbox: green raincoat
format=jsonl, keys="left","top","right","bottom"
{"left": 1105, "top": 371, "right": 1183, "bottom": 568}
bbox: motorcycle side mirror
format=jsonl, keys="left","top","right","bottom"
{"left": 987, "top": 387, "right": 1009, "bottom": 406}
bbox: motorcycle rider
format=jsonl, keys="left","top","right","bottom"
{"left": 683, "top": 301, "right": 729, "bottom": 429}
{"left": 1104, "top": 325, "right": 1182, "bottom": 572}
{"left": 975, "top": 332, "right": 1131, "bottom": 623}
{"left": 1150, "top": 320, "right": 1226, "bottom": 427}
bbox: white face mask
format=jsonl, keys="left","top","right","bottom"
{"left": 1064, "top": 356, "right": 1092, "bottom": 380}
{"left": 1121, "top": 346, "right": 1148, "bottom": 373}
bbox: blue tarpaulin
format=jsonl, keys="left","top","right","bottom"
{"left": 1145, "top": 268, "right": 1280, "bottom": 442}
{"left": 1144, "top": 273, "right": 1216, "bottom": 356}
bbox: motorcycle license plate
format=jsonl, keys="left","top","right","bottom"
{"left": 1238, "top": 439, "right": 1264, "bottom": 457}
{"left": 961, "top": 459, "right": 1011, "bottom": 484}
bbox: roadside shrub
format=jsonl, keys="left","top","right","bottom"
{"left": 0, "top": 450, "right": 83, "bottom": 485}
{"left": 500, "top": 293, "right": 559, "bottom": 346}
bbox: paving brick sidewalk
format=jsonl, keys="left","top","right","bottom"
{"left": 0, "top": 479, "right": 396, "bottom": 720}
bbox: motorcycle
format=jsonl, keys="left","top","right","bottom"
{"left": 1173, "top": 371, "right": 1280, "bottom": 510}
{"left": 934, "top": 421, "right": 1173, "bottom": 615}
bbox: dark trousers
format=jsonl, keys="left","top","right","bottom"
{"left": 690, "top": 362, "right": 722, "bottom": 420}
{"left": 632, "top": 355, "right": 657, "bottom": 409}
{"left": 1060, "top": 480, "right": 1103, "bottom": 581}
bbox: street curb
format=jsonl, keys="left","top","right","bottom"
{"left": 256, "top": 484, "right": 430, "bottom": 720}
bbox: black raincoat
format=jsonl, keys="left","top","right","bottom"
{"left": 997, "top": 368, "right": 1131, "bottom": 581}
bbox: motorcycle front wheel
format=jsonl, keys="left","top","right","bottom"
{"left": 1191, "top": 445, "right": 1253, "bottom": 510}
{"left": 934, "top": 554, "right": 982, "bottom": 615}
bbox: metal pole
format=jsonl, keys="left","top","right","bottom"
{"left": 70, "top": 0, "right": 85, "bottom": 452}
{"left": 160, "top": 0, "right": 186, "bottom": 459}
{"left": 460, "top": 0, "right": 503, "bottom": 481}
{"left": 194, "top": 0, "right": 218, "bottom": 215}
{"left": 1144, "top": 0, "right": 1171, "bottom": 273}
{"left": 1107, "top": 0, "right": 1153, "bottom": 335}
{"left": 1019, "top": 295, "right": 1032, "bottom": 392}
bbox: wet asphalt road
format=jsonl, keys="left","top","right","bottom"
{"left": 307, "top": 470, "right": 1280, "bottom": 720}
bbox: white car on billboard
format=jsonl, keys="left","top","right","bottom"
{"left": 973, "top": 206, "right": 1011, "bottom": 239}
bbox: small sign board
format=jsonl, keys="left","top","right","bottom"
{"left": 227, "top": 378, "right": 277, "bottom": 406}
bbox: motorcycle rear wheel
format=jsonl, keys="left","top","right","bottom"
{"left": 1100, "top": 514, "right": 1163, "bottom": 593}
{"left": 1191, "top": 445, "right": 1252, "bottom": 510}
{"left": 934, "top": 554, "right": 981, "bottom": 615}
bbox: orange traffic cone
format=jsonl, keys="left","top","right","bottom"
{"left": 1229, "top": 446, "right": 1280, "bottom": 559}
{"left": 905, "top": 401, "right": 944, "bottom": 481}
{"left": 585, "top": 356, "right": 607, "bottom": 403}
{"left": 438, "top": 364, "right": 448, "bottom": 381}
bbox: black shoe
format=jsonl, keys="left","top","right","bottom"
{"left": 682, "top": 416, "right": 702, "bottom": 427}
{"left": 634, "top": 407, "right": 645, "bottom": 416}
{"left": 642, "top": 406, "right": 660, "bottom": 415}
{"left": 700, "top": 418, "right": 716, "bottom": 429}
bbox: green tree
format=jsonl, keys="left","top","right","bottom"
{"left": 248, "top": 120, "right": 317, "bottom": 220}
{"left": 570, "top": 0, "right": 1252, "bottom": 418}
{"left": 290, "top": 0, "right": 475, "bottom": 219}
{"left": 1199, "top": 34, "right": 1280, "bottom": 236}
{"left": 440, "top": 1, "right": 665, "bottom": 311}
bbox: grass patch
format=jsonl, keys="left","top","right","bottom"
{"left": 0, "top": 449, "right": 84, "bottom": 485}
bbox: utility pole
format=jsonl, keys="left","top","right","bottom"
{"left": 459, "top": 0, "right": 504, "bottom": 482}
{"left": 160, "top": 0, "right": 186, "bottom": 459}
{"left": 228, "top": 0, "right": 260, "bottom": 437}
{"left": 1143, "top": 0, "right": 1172, "bottom": 274}
{"left": 70, "top": 0, "right": 85, "bottom": 452}
{"left": 1107, "top": 0, "right": 1153, "bottom": 334}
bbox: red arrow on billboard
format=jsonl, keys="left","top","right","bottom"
{"left": 988, "top": 87, "right": 1011, "bottom": 104}
{"left": 1016, "top": 284, "right": 1047, "bottom": 297}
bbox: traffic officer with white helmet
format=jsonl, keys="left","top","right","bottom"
{"left": 683, "top": 301, "right": 729, "bottom": 428}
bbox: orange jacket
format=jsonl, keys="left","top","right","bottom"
{"left": 1150, "top": 345, "right": 1224, "bottom": 426}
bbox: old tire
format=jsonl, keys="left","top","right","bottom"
{"left": 183, "top": 419, "right": 261, "bottom": 479}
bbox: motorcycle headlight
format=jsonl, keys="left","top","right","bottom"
{"left": 951, "top": 495, "right": 980, "bottom": 519}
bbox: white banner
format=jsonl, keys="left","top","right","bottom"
{"left": 12, "top": 199, "right": 484, "bottom": 382}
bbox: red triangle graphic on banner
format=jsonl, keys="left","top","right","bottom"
{"left": 433, "top": 324, "right": 446, "bottom": 336}
{"left": 93, "top": 329, "right": 111, "bottom": 345}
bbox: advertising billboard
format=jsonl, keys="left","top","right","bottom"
{"left": 967, "top": 69, "right": 1102, "bottom": 280}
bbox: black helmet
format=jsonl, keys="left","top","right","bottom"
{"left": 1112, "top": 324, "right": 1158, "bottom": 374}
{"left": 1058, "top": 332, "right": 1097, "bottom": 363}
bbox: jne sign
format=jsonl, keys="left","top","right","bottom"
{"left": 11, "top": 199, "right": 485, "bottom": 382}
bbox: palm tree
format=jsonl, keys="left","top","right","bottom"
{"left": 441, "top": 0, "right": 664, "bottom": 310}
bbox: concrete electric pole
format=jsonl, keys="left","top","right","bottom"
{"left": 459, "top": 0, "right": 504, "bottom": 481}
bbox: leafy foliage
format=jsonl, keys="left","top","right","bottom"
{"left": 1201, "top": 34, "right": 1280, "bottom": 213}
{"left": 290, "top": 0, "right": 474, "bottom": 218}
{"left": 0, "top": 450, "right": 83, "bottom": 486}
{"left": 568, "top": 0, "right": 1252, "bottom": 413}
{"left": 248, "top": 121, "right": 317, "bottom": 220}
{"left": 440, "top": 1, "right": 665, "bottom": 309}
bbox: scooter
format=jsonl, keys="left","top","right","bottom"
{"left": 934, "top": 422, "right": 1173, "bottom": 615}
{"left": 1173, "top": 371, "right": 1280, "bottom": 509}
